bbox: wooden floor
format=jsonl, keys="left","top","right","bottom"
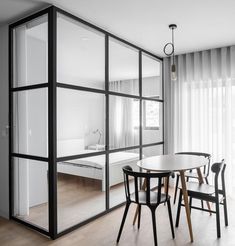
{"left": 1, "top": 193, "right": 234, "bottom": 245}
{"left": 12, "top": 174, "right": 128, "bottom": 232}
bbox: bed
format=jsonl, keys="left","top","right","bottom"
{"left": 57, "top": 139, "right": 139, "bottom": 191}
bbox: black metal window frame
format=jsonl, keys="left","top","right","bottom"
{"left": 9, "top": 5, "right": 164, "bottom": 239}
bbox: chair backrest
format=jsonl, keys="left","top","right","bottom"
{"left": 211, "top": 159, "right": 226, "bottom": 196}
{"left": 176, "top": 152, "right": 211, "bottom": 176}
{"left": 122, "top": 166, "right": 171, "bottom": 206}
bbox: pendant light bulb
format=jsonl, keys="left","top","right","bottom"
{"left": 171, "top": 63, "right": 177, "bottom": 81}
{"left": 163, "top": 24, "right": 177, "bottom": 81}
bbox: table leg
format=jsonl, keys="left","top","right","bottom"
{"left": 133, "top": 177, "right": 147, "bottom": 225}
{"left": 179, "top": 170, "right": 194, "bottom": 242}
{"left": 196, "top": 168, "right": 212, "bottom": 215}
{"left": 164, "top": 177, "right": 168, "bottom": 193}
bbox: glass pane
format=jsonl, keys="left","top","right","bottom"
{"left": 13, "top": 15, "right": 48, "bottom": 87}
{"left": 13, "top": 158, "right": 48, "bottom": 230}
{"left": 142, "top": 145, "right": 163, "bottom": 189}
{"left": 57, "top": 155, "right": 106, "bottom": 232}
{"left": 57, "top": 88, "right": 105, "bottom": 157}
{"left": 142, "top": 54, "right": 162, "bottom": 99}
{"left": 13, "top": 88, "right": 48, "bottom": 157}
{"left": 142, "top": 144, "right": 163, "bottom": 158}
{"left": 57, "top": 13, "right": 105, "bottom": 89}
{"left": 109, "top": 149, "right": 139, "bottom": 207}
{"left": 109, "top": 95, "right": 139, "bottom": 149}
{"left": 109, "top": 38, "right": 139, "bottom": 95}
{"left": 142, "top": 100, "right": 163, "bottom": 144}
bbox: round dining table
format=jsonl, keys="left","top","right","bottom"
{"left": 135, "top": 154, "right": 208, "bottom": 242}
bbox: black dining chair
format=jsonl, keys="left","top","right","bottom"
{"left": 173, "top": 152, "right": 211, "bottom": 204}
{"left": 175, "top": 160, "right": 228, "bottom": 238}
{"left": 116, "top": 166, "right": 175, "bottom": 246}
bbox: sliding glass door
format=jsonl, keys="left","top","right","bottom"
{"left": 9, "top": 6, "right": 163, "bottom": 239}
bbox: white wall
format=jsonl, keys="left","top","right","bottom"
{"left": 0, "top": 25, "right": 9, "bottom": 218}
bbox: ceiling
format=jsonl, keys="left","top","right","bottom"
{"left": 1, "top": 0, "right": 235, "bottom": 57}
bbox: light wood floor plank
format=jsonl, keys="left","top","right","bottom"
{"left": 1, "top": 194, "right": 234, "bottom": 246}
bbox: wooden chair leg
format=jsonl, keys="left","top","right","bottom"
{"left": 173, "top": 175, "right": 179, "bottom": 204}
{"left": 215, "top": 199, "right": 221, "bottom": 238}
{"left": 175, "top": 190, "right": 182, "bottom": 227}
{"left": 197, "top": 168, "right": 212, "bottom": 215}
{"left": 150, "top": 207, "right": 158, "bottom": 246}
{"left": 117, "top": 202, "right": 130, "bottom": 243}
{"left": 138, "top": 205, "right": 141, "bottom": 229}
{"left": 167, "top": 200, "right": 175, "bottom": 239}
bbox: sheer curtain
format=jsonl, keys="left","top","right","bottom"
{"left": 109, "top": 80, "right": 139, "bottom": 149}
{"left": 164, "top": 46, "right": 235, "bottom": 195}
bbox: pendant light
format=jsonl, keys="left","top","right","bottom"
{"left": 163, "top": 24, "right": 177, "bottom": 81}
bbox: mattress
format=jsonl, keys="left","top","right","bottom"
{"left": 62, "top": 151, "right": 139, "bottom": 170}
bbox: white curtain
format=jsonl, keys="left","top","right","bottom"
{"left": 164, "top": 46, "right": 235, "bottom": 195}
{"left": 109, "top": 80, "right": 139, "bottom": 149}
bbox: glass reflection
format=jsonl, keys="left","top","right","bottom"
{"left": 57, "top": 13, "right": 105, "bottom": 89}
{"left": 13, "top": 158, "right": 48, "bottom": 230}
{"left": 13, "top": 15, "right": 48, "bottom": 87}
{"left": 57, "top": 88, "right": 105, "bottom": 157}
{"left": 142, "top": 101, "right": 163, "bottom": 144}
{"left": 109, "top": 149, "right": 139, "bottom": 207}
{"left": 57, "top": 155, "right": 106, "bottom": 232}
{"left": 142, "top": 54, "right": 162, "bottom": 99}
{"left": 109, "top": 38, "right": 139, "bottom": 95}
{"left": 109, "top": 95, "right": 139, "bottom": 149}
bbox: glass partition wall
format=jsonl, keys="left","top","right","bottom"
{"left": 9, "top": 6, "right": 164, "bottom": 239}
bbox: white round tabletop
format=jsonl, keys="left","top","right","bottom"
{"left": 137, "top": 154, "right": 208, "bottom": 172}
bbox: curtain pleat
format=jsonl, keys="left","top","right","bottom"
{"left": 164, "top": 46, "right": 235, "bottom": 195}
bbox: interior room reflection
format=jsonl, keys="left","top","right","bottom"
{"left": 12, "top": 12, "right": 163, "bottom": 233}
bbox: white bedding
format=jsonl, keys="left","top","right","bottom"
{"left": 62, "top": 151, "right": 139, "bottom": 169}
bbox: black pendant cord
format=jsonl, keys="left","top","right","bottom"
{"left": 163, "top": 24, "right": 177, "bottom": 59}
{"left": 171, "top": 27, "right": 175, "bottom": 65}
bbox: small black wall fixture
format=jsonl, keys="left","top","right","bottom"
{"left": 163, "top": 24, "right": 177, "bottom": 81}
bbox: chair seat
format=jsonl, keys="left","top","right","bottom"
{"left": 179, "top": 181, "right": 215, "bottom": 195}
{"left": 130, "top": 191, "right": 169, "bottom": 204}
{"left": 177, "top": 171, "right": 207, "bottom": 179}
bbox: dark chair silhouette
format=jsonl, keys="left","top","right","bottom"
{"left": 173, "top": 152, "right": 211, "bottom": 204}
{"left": 175, "top": 160, "right": 228, "bottom": 238}
{"left": 116, "top": 166, "right": 175, "bottom": 246}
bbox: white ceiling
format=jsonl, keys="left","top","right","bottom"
{"left": 1, "top": 0, "right": 235, "bottom": 57}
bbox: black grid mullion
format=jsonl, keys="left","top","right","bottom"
{"left": 105, "top": 34, "right": 110, "bottom": 210}
{"left": 9, "top": 24, "right": 13, "bottom": 219}
{"left": 9, "top": 5, "right": 164, "bottom": 240}
{"left": 11, "top": 83, "right": 48, "bottom": 92}
{"left": 57, "top": 82, "right": 106, "bottom": 95}
{"left": 48, "top": 6, "right": 57, "bottom": 239}
{"left": 162, "top": 62, "right": 165, "bottom": 154}
{"left": 139, "top": 51, "right": 143, "bottom": 160}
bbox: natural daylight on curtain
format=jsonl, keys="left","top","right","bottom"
{"left": 165, "top": 46, "right": 235, "bottom": 196}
